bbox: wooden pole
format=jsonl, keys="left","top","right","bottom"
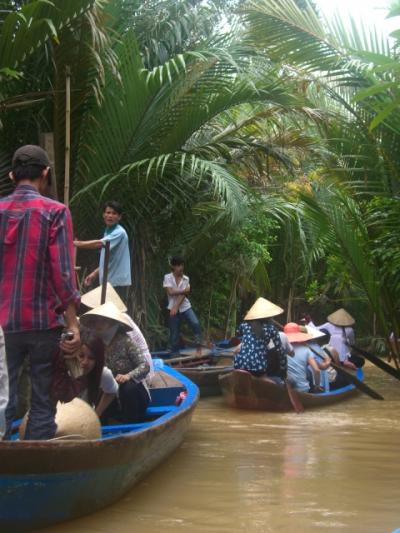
{"left": 101, "top": 241, "right": 111, "bottom": 304}
{"left": 64, "top": 66, "right": 71, "bottom": 206}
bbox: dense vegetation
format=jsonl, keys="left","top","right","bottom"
{"left": 0, "top": 0, "right": 399, "bottom": 358}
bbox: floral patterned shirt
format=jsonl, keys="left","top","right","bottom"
{"left": 106, "top": 331, "right": 150, "bottom": 382}
{"left": 234, "top": 321, "right": 286, "bottom": 377}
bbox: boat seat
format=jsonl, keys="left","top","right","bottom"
{"left": 100, "top": 404, "right": 180, "bottom": 439}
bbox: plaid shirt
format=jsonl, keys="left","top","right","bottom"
{"left": 0, "top": 185, "right": 80, "bottom": 332}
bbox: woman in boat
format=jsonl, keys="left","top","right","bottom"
{"left": 80, "top": 302, "right": 150, "bottom": 423}
{"left": 81, "top": 283, "right": 154, "bottom": 381}
{"left": 284, "top": 323, "right": 330, "bottom": 393}
{"left": 314, "top": 328, "right": 352, "bottom": 391}
{"left": 316, "top": 308, "right": 363, "bottom": 369}
{"left": 233, "top": 298, "right": 287, "bottom": 383}
{"left": 52, "top": 333, "right": 118, "bottom": 418}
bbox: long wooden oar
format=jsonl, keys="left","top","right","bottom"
{"left": 348, "top": 343, "right": 400, "bottom": 381}
{"left": 308, "top": 345, "right": 384, "bottom": 400}
{"left": 284, "top": 379, "right": 304, "bottom": 414}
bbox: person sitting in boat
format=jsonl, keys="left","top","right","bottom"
{"left": 52, "top": 333, "right": 119, "bottom": 418}
{"left": 81, "top": 283, "right": 154, "bottom": 381}
{"left": 317, "top": 308, "right": 364, "bottom": 369}
{"left": 303, "top": 325, "right": 342, "bottom": 392}
{"left": 284, "top": 323, "right": 330, "bottom": 393}
{"left": 233, "top": 298, "right": 287, "bottom": 383}
{"left": 317, "top": 328, "right": 352, "bottom": 391}
{"left": 80, "top": 302, "right": 150, "bottom": 423}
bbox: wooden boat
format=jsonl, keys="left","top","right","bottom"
{"left": 0, "top": 366, "right": 199, "bottom": 531}
{"left": 219, "top": 368, "right": 364, "bottom": 411}
{"left": 153, "top": 348, "right": 234, "bottom": 397}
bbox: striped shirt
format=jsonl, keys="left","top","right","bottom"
{"left": 0, "top": 185, "right": 80, "bottom": 332}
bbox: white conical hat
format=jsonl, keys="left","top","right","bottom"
{"left": 244, "top": 297, "right": 284, "bottom": 320}
{"left": 327, "top": 308, "right": 355, "bottom": 327}
{"left": 81, "top": 283, "right": 127, "bottom": 312}
{"left": 80, "top": 302, "right": 132, "bottom": 331}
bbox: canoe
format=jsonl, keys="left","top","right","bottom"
{"left": 153, "top": 348, "right": 234, "bottom": 397}
{"left": 219, "top": 368, "right": 363, "bottom": 411}
{"left": 0, "top": 366, "right": 199, "bottom": 531}
{"left": 174, "top": 364, "right": 233, "bottom": 397}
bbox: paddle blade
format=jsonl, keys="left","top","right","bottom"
{"left": 285, "top": 380, "right": 304, "bottom": 414}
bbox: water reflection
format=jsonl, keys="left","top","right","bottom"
{"left": 43, "top": 366, "right": 400, "bottom": 533}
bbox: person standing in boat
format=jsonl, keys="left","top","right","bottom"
{"left": 233, "top": 298, "right": 287, "bottom": 382}
{"left": 163, "top": 256, "right": 202, "bottom": 355}
{"left": 0, "top": 145, "right": 80, "bottom": 441}
{"left": 317, "top": 308, "right": 363, "bottom": 369}
{"left": 284, "top": 323, "right": 331, "bottom": 392}
{"left": 80, "top": 302, "right": 150, "bottom": 423}
{"left": 74, "top": 201, "right": 131, "bottom": 305}
{"left": 0, "top": 327, "right": 8, "bottom": 440}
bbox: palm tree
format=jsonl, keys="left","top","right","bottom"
{"left": 242, "top": 0, "right": 400, "bottom": 355}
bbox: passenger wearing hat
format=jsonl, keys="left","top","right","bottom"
{"left": 317, "top": 308, "right": 360, "bottom": 369}
{"left": 81, "top": 284, "right": 154, "bottom": 379}
{"left": 0, "top": 145, "right": 80, "bottom": 440}
{"left": 80, "top": 303, "right": 150, "bottom": 423}
{"left": 284, "top": 323, "right": 331, "bottom": 393}
{"left": 51, "top": 332, "right": 119, "bottom": 418}
{"left": 233, "top": 298, "right": 287, "bottom": 382}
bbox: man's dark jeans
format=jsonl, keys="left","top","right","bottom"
{"left": 4, "top": 329, "right": 60, "bottom": 440}
{"left": 169, "top": 308, "right": 202, "bottom": 353}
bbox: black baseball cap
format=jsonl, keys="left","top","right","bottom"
{"left": 12, "top": 145, "right": 51, "bottom": 168}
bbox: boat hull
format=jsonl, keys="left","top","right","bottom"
{"left": 219, "top": 369, "right": 362, "bottom": 411}
{"left": 178, "top": 366, "right": 232, "bottom": 397}
{"left": 0, "top": 367, "right": 199, "bottom": 531}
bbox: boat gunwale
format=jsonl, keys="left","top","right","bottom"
{"left": 0, "top": 366, "right": 199, "bottom": 452}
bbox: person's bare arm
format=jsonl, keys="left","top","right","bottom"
{"left": 309, "top": 357, "right": 321, "bottom": 388}
{"left": 165, "top": 286, "right": 190, "bottom": 296}
{"left": 74, "top": 239, "right": 104, "bottom": 250}
{"left": 317, "top": 353, "right": 331, "bottom": 370}
{"left": 170, "top": 294, "right": 186, "bottom": 316}
{"left": 95, "top": 392, "right": 116, "bottom": 417}
{"left": 84, "top": 268, "right": 99, "bottom": 287}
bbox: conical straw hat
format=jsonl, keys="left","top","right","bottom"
{"left": 80, "top": 302, "right": 132, "bottom": 331}
{"left": 327, "top": 308, "right": 355, "bottom": 327}
{"left": 244, "top": 297, "right": 284, "bottom": 320}
{"left": 81, "top": 283, "right": 127, "bottom": 312}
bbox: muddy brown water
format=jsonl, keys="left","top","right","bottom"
{"left": 43, "top": 365, "right": 400, "bottom": 533}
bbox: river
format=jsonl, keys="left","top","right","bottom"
{"left": 43, "top": 365, "right": 400, "bottom": 533}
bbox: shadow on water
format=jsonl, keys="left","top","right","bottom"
{"left": 43, "top": 365, "right": 400, "bottom": 533}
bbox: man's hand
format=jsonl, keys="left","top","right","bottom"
{"left": 116, "top": 374, "right": 131, "bottom": 384}
{"left": 183, "top": 285, "right": 191, "bottom": 295}
{"left": 170, "top": 306, "right": 179, "bottom": 316}
{"left": 84, "top": 271, "right": 97, "bottom": 287}
{"left": 60, "top": 328, "right": 81, "bottom": 354}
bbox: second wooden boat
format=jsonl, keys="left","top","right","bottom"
{"left": 219, "top": 368, "right": 363, "bottom": 411}
{"left": 155, "top": 348, "right": 234, "bottom": 397}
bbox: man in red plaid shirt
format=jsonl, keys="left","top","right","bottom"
{"left": 0, "top": 145, "right": 81, "bottom": 440}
